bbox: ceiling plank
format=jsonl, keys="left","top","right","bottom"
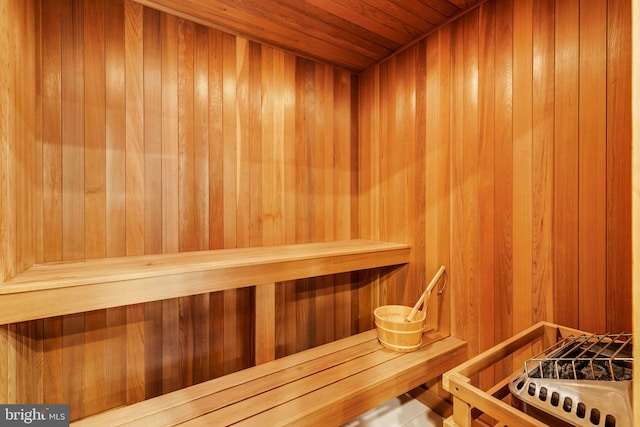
{"left": 134, "top": 0, "right": 483, "bottom": 71}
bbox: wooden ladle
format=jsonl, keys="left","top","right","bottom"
{"left": 405, "top": 265, "right": 446, "bottom": 322}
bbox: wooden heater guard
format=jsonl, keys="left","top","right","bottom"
{"left": 442, "top": 321, "right": 590, "bottom": 427}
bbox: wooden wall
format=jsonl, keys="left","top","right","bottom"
{"left": 359, "top": 0, "right": 632, "bottom": 380}
{"left": 0, "top": 0, "right": 37, "bottom": 284}
{"left": 35, "top": 0, "right": 358, "bottom": 262}
{"left": 632, "top": 0, "right": 639, "bottom": 423}
{"left": 0, "top": 0, "right": 368, "bottom": 420}
{"left": 0, "top": 0, "right": 38, "bottom": 408}
{"left": 358, "top": 45, "right": 450, "bottom": 336}
{"left": 1, "top": 0, "right": 633, "bottom": 421}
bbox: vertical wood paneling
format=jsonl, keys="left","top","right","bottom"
{"left": 123, "top": 0, "right": 146, "bottom": 406}
{"left": 553, "top": 0, "right": 579, "bottom": 329}
{"left": 193, "top": 293, "right": 210, "bottom": 383}
{"left": 377, "top": 59, "right": 391, "bottom": 246}
{"left": 335, "top": 71, "right": 353, "bottom": 240}
{"left": 275, "top": 54, "right": 297, "bottom": 357}
{"left": 178, "top": 296, "right": 194, "bottom": 389}
{"left": 222, "top": 32, "right": 237, "bottom": 250}
{"left": 144, "top": 301, "right": 162, "bottom": 398}
{"left": 606, "top": 0, "right": 632, "bottom": 333}
{"left": 35, "top": 0, "right": 43, "bottom": 266}
{"left": 0, "top": 325, "right": 8, "bottom": 402}
{"left": 402, "top": 46, "right": 421, "bottom": 309}
{"left": 84, "top": 0, "right": 106, "bottom": 260}
{"left": 5, "top": 325, "right": 16, "bottom": 403}
{"left": 236, "top": 37, "right": 251, "bottom": 248}
{"left": 463, "top": 9, "right": 479, "bottom": 361}
{"left": 105, "top": 0, "right": 127, "bottom": 258}
{"left": 104, "top": 0, "right": 128, "bottom": 412}
{"left": 477, "top": 0, "right": 495, "bottom": 389}
{"left": 237, "top": 37, "right": 259, "bottom": 372}
{"left": 3, "top": 0, "right": 632, "bottom": 421}
{"left": 105, "top": 307, "right": 126, "bottom": 409}
{"left": 360, "top": 0, "right": 631, "bottom": 372}
{"left": 207, "top": 28, "right": 225, "bottom": 378}
{"left": 315, "top": 63, "right": 331, "bottom": 345}
{"left": 83, "top": 3, "right": 108, "bottom": 414}
{"left": 261, "top": 45, "right": 284, "bottom": 246}
{"left": 221, "top": 30, "right": 238, "bottom": 374}
{"left": 362, "top": 81, "right": 380, "bottom": 326}
{"left": 435, "top": 26, "right": 452, "bottom": 338}
{"left": 356, "top": 68, "right": 377, "bottom": 330}
{"left": 178, "top": 18, "right": 196, "bottom": 252}
{"left": 63, "top": 313, "right": 85, "bottom": 420}
{"left": 84, "top": 310, "right": 107, "bottom": 414}
{"left": 248, "top": 42, "right": 263, "bottom": 249}
{"left": 161, "top": 297, "right": 179, "bottom": 393}
{"left": 124, "top": 0, "right": 144, "bottom": 257}
{"left": 349, "top": 74, "right": 359, "bottom": 243}
{"left": 15, "top": 324, "right": 25, "bottom": 403}
{"left": 125, "top": 304, "right": 145, "bottom": 404}
{"left": 207, "top": 27, "right": 224, "bottom": 250}
{"left": 208, "top": 291, "right": 224, "bottom": 379}
{"left": 531, "top": 0, "right": 554, "bottom": 328}
{"left": 61, "top": 0, "right": 85, "bottom": 261}
{"left": 415, "top": 43, "right": 429, "bottom": 324}
{"left": 512, "top": 0, "right": 533, "bottom": 366}
{"left": 161, "top": 13, "right": 179, "bottom": 253}
{"left": 492, "top": 0, "right": 514, "bottom": 379}
{"left": 450, "top": 18, "right": 465, "bottom": 341}
{"left": 43, "top": 318, "right": 63, "bottom": 405}
{"left": 236, "top": 286, "right": 254, "bottom": 370}
{"left": 193, "top": 26, "right": 210, "bottom": 252}
{"left": 578, "top": 0, "right": 608, "bottom": 334}
{"left": 143, "top": 7, "right": 162, "bottom": 255}
{"left": 295, "top": 58, "right": 313, "bottom": 351}
{"left": 40, "top": 0, "right": 63, "bottom": 264}
{"left": 0, "top": 0, "right": 11, "bottom": 284}
{"left": 193, "top": 23, "right": 211, "bottom": 382}
{"left": 6, "top": 325, "right": 17, "bottom": 403}
{"left": 334, "top": 70, "right": 354, "bottom": 341}
{"left": 283, "top": 57, "right": 297, "bottom": 243}
{"left": 633, "top": 2, "right": 640, "bottom": 422}
{"left": 358, "top": 70, "right": 378, "bottom": 242}
{"left": 377, "top": 51, "right": 412, "bottom": 306}
{"left": 4, "top": 0, "right": 362, "bottom": 418}
{"left": 34, "top": 321, "right": 44, "bottom": 403}
{"left": 16, "top": 0, "right": 37, "bottom": 275}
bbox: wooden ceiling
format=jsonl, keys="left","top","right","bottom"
{"left": 134, "top": 0, "right": 484, "bottom": 72}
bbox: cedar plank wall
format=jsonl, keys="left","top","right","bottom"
{"left": 360, "top": 0, "right": 631, "bottom": 386}
{"left": 0, "top": 0, "right": 365, "bottom": 420}
{"left": 0, "top": 0, "right": 38, "bottom": 407}
{"left": 0, "top": 0, "right": 633, "bottom": 421}
{"left": 0, "top": 0, "right": 37, "bottom": 284}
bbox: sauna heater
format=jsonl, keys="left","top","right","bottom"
{"left": 508, "top": 332, "right": 633, "bottom": 427}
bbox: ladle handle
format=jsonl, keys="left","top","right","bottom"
{"left": 406, "top": 265, "right": 446, "bottom": 322}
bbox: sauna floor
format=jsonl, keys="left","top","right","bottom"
{"left": 342, "top": 393, "right": 444, "bottom": 427}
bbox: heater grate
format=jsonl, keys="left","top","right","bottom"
{"left": 509, "top": 333, "right": 633, "bottom": 427}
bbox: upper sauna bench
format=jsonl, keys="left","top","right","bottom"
{"left": 0, "top": 239, "right": 410, "bottom": 324}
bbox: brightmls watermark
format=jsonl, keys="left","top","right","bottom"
{"left": 1, "top": 405, "right": 69, "bottom": 426}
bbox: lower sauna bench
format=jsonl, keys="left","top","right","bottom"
{"left": 72, "top": 330, "right": 467, "bottom": 426}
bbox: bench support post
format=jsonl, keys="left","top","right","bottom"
{"left": 255, "top": 282, "right": 276, "bottom": 364}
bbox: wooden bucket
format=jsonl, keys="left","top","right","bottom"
{"left": 374, "top": 305, "right": 425, "bottom": 352}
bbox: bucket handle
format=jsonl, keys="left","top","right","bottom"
{"left": 406, "top": 265, "right": 446, "bottom": 322}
